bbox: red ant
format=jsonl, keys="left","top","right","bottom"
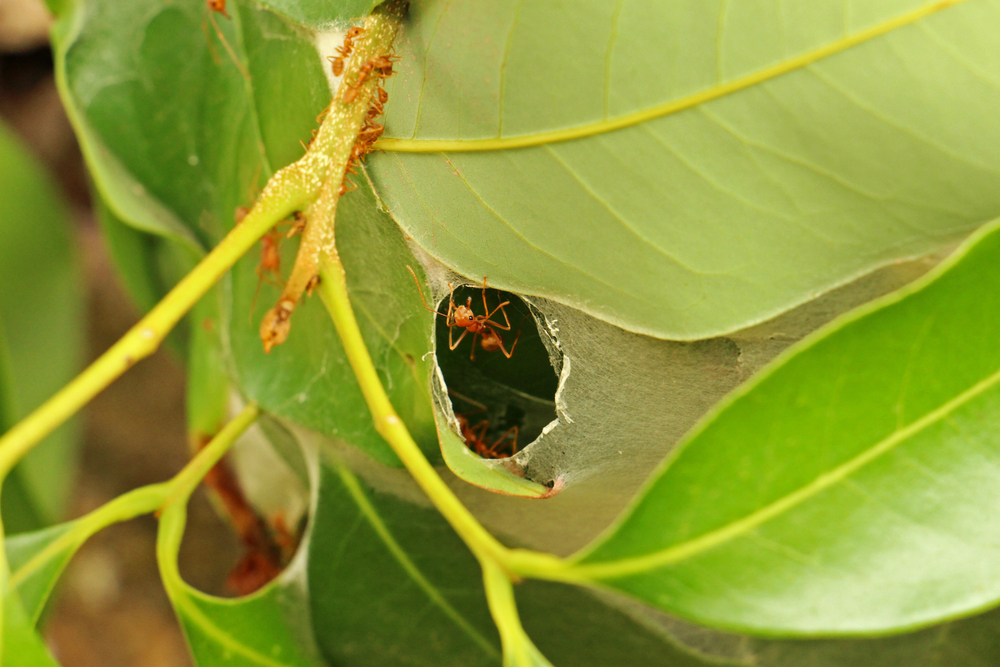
{"left": 328, "top": 27, "right": 365, "bottom": 77}
{"left": 407, "top": 266, "right": 521, "bottom": 360}
{"left": 457, "top": 414, "right": 519, "bottom": 459}
{"left": 450, "top": 392, "right": 519, "bottom": 459}
{"left": 207, "top": 0, "right": 229, "bottom": 18}
{"left": 343, "top": 54, "right": 397, "bottom": 104}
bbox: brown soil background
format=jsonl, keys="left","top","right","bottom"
{"left": 1, "top": 3, "right": 245, "bottom": 664}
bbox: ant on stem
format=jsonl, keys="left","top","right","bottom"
{"left": 407, "top": 266, "right": 521, "bottom": 360}
{"left": 328, "top": 27, "right": 365, "bottom": 77}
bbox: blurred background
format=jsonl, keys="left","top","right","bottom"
{"left": 1, "top": 1, "right": 244, "bottom": 664}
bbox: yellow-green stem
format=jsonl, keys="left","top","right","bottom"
{"left": 8, "top": 403, "right": 258, "bottom": 594}
{"left": 316, "top": 256, "right": 510, "bottom": 564}
{"left": 0, "top": 171, "right": 297, "bottom": 479}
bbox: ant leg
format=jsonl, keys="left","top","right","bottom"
{"left": 497, "top": 327, "right": 522, "bottom": 359}
{"left": 485, "top": 301, "right": 512, "bottom": 330}
{"left": 481, "top": 277, "right": 490, "bottom": 318}
{"left": 406, "top": 266, "right": 449, "bottom": 318}
{"left": 469, "top": 331, "right": 480, "bottom": 360}
{"left": 449, "top": 326, "right": 469, "bottom": 351}
{"left": 473, "top": 420, "right": 489, "bottom": 444}
{"left": 488, "top": 426, "right": 519, "bottom": 455}
{"left": 446, "top": 283, "right": 457, "bottom": 327}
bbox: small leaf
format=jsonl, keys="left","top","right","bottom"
{"left": 575, "top": 216, "right": 1000, "bottom": 634}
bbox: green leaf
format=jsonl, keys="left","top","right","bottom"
{"left": 307, "top": 452, "right": 749, "bottom": 666}
{"left": 50, "top": 0, "right": 265, "bottom": 247}
{"left": 6, "top": 523, "right": 77, "bottom": 625}
{"left": 2, "top": 591, "right": 60, "bottom": 667}
{"left": 0, "top": 122, "right": 82, "bottom": 533}
{"left": 252, "top": 0, "right": 384, "bottom": 29}
{"left": 308, "top": 458, "right": 502, "bottom": 666}
{"left": 371, "top": 0, "right": 994, "bottom": 338}
{"left": 95, "top": 195, "right": 174, "bottom": 315}
{"left": 574, "top": 216, "right": 1000, "bottom": 634}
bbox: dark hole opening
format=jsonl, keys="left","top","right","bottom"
{"left": 434, "top": 284, "right": 560, "bottom": 459}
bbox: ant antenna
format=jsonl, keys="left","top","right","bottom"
{"left": 406, "top": 265, "right": 448, "bottom": 317}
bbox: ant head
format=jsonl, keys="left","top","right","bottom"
{"left": 346, "top": 27, "right": 364, "bottom": 38}
{"left": 453, "top": 304, "right": 476, "bottom": 327}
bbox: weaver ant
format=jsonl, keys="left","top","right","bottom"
{"left": 450, "top": 392, "right": 519, "bottom": 459}
{"left": 207, "top": 0, "right": 228, "bottom": 17}
{"left": 407, "top": 266, "right": 521, "bottom": 360}
{"left": 458, "top": 414, "right": 519, "bottom": 459}
{"left": 328, "top": 26, "right": 365, "bottom": 77}
{"left": 247, "top": 212, "right": 306, "bottom": 321}
{"left": 343, "top": 54, "right": 397, "bottom": 104}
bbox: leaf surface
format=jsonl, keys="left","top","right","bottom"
{"left": 306, "top": 450, "right": 748, "bottom": 666}
{"left": 576, "top": 217, "right": 1000, "bottom": 634}
{"left": 371, "top": 0, "right": 995, "bottom": 338}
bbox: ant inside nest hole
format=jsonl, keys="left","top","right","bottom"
{"left": 412, "top": 273, "right": 561, "bottom": 460}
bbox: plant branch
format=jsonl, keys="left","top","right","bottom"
{"left": 316, "top": 256, "right": 510, "bottom": 563}
{"left": 8, "top": 403, "right": 259, "bottom": 594}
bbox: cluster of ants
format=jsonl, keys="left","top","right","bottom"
{"left": 329, "top": 28, "right": 397, "bottom": 196}
{"left": 252, "top": 26, "right": 396, "bottom": 308}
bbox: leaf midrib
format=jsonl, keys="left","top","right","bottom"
{"left": 573, "top": 360, "right": 1000, "bottom": 580}
{"left": 376, "top": 0, "right": 969, "bottom": 153}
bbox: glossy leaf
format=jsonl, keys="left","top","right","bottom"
{"left": 0, "top": 122, "right": 82, "bottom": 533}
{"left": 371, "top": 0, "right": 993, "bottom": 338}
{"left": 576, "top": 217, "right": 1000, "bottom": 634}
{"left": 307, "top": 452, "right": 750, "bottom": 667}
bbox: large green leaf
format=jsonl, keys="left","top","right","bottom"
{"left": 307, "top": 450, "right": 748, "bottom": 667}
{"left": 0, "top": 122, "right": 82, "bottom": 533}
{"left": 370, "top": 0, "right": 993, "bottom": 338}
{"left": 574, "top": 217, "right": 1000, "bottom": 634}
